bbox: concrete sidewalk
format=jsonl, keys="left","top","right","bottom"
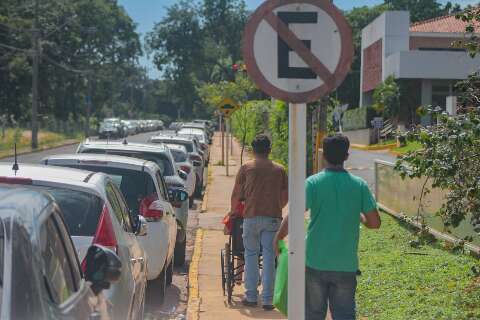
{"left": 190, "top": 133, "right": 286, "bottom": 320}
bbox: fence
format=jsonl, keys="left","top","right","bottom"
{"left": 374, "top": 159, "right": 480, "bottom": 254}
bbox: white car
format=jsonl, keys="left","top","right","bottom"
{"left": 41, "top": 154, "right": 184, "bottom": 302}
{"left": 165, "top": 143, "right": 196, "bottom": 202}
{"left": 0, "top": 163, "right": 147, "bottom": 320}
{"left": 177, "top": 128, "right": 210, "bottom": 163}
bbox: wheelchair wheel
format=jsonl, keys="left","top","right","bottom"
{"left": 225, "top": 243, "right": 234, "bottom": 304}
{"left": 220, "top": 249, "right": 226, "bottom": 296}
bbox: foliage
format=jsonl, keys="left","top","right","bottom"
{"left": 384, "top": 0, "right": 461, "bottom": 23}
{"left": 373, "top": 76, "right": 400, "bottom": 121}
{"left": 342, "top": 106, "right": 376, "bottom": 131}
{"left": 392, "top": 141, "right": 422, "bottom": 155}
{"left": 455, "top": 7, "right": 480, "bottom": 58}
{"left": 0, "top": 128, "right": 66, "bottom": 151}
{"left": 357, "top": 213, "right": 480, "bottom": 320}
{"left": 395, "top": 111, "right": 480, "bottom": 234}
{"left": 269, "top": 100, "right": 289, "bottom": 167}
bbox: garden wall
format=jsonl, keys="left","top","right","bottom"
{"left": 342, "top": 128, "right": 376, "bottom": 145}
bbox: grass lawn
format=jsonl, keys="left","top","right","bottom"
{"left": 391, "top": 141, "right": 423, "bottom": 155}
{"left": 357, "top": 213, "right": 480, "bottom": 320}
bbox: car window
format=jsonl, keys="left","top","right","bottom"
{"left": 168, "top": 148, "right": 187, "bottom": 162}
{"left": 40, "top": 215, "right": 76, "bottom": 305}
{"left": 42, "top": 187, "right": 104, "bottom": 237}
{"left": 110, "top": 184, "right": 134, "bottom": 233}
{"left": 155, "top": 170, "right": 168, "bottom": 201}
{"left": 105, "top": 182, "right": 129, "bottom": 231}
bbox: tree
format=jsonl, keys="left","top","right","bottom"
{"left": 372, "top": 76, "right": 400, "bottom": 123}
{"left": 384, "top": 0, "right": 460, "bottom": 22}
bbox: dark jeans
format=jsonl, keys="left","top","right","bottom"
{"left": 305, "top": 267, "right": 357, "bottom": 320}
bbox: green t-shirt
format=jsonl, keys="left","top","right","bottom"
{"left": 306, "top": 169, "right": 377, "bottom": 272}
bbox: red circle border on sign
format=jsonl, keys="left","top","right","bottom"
{"left": 242, "top": 0, "right": 354, "bottom": 103}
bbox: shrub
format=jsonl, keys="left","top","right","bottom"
{"left": 342, "top": 106, "right": 376, "bottom": 131}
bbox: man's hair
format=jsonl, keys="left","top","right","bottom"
{"left": 323, "top": 134, "right": 350, "bottom": 165}
{"left": 251, "top": 134, "right": 271, "bottom": 155}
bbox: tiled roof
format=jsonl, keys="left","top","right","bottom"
{"left": 410, "top": 14, "right": 480, "bottom": 33}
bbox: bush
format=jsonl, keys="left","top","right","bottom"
{"left": 342, "top": 107, "right": 376, "bottom": 131}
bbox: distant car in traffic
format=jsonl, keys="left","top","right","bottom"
{"left": 76, "top": 140, "right": 190, "bottom": 266}
{"left": 0, "top": 183, "right": 121, "bottom": 320}
{"left": 169, "top": 122, "right": 183, "bottom": 131}
{"left": 0, "top": 164, "right": 148, "bottom": 320}
{"left": 41, "top": 154, "right": 184, "bottom": 301}
{"left": 98, "top": 119, "right": 124, "bottom": 139}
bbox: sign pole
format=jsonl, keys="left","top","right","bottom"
{"left": 226, "top": 118, "right": 230, "bottom": 176}
{"left": 221, "top": 115, "right": 225, "bottom": 165}
{"left": 288, "top": 103, "right": 306, "bottom": 320}
{"left": 230, "top": 118, "right": 233, "bottom": 156}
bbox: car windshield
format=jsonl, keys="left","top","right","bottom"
{"left": 41, "top": 187, "right": 104, "bottom": 237}
{"left": 59, "top": 165, "right": 157, "bottom": 215}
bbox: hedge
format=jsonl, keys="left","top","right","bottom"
{"left": 342, "top": 107, "right": 376, "bottom": 131}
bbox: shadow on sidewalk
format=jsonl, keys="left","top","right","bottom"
{"left": 222, "top": 294, "right": 286, "bottom": 319}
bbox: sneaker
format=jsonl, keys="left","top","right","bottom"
{"left": 241, "top": 299, "right": 257, "bottom": 307}
{"left": 262, "top": 305, "right": 275, "bottom": 311}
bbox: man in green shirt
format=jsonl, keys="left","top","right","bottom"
{"left": 274, "top": 134, "right": 381, "bottom": 320}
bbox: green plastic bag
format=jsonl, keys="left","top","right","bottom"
{"left": 273, "top": 240, "right": 288, "bottom": 315}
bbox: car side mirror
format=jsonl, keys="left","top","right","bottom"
{"left": 134, "top": 215, "right": 148, "bottom": 236}
{"left": 178, "top": 170, "right": 188, "bottom": 180}
{"left": 84, "top": 244, "right": 122, "bottom": 295}
{"left": 192, "top": 160, "right": 202, "bottom": 167}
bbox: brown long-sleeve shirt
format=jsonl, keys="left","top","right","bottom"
{"left": 231, "top": 158, "right": 288, "bottom": 218}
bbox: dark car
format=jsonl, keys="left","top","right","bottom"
{"left": 0, "top": 182, "right": 121, "bottom": 319}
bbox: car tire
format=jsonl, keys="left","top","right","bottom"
{"left": 189, "top": 196, "right": 194, "bottom": 209}
{"left": 148, "top": 267, "right": 166, "bottom": 305}
{"left": 166, "top": 259, "right": 174, "bottom": 285}
{"left": 174, "top": 239, "right": 186, "bottom": 267}
{"left": 194, "top": 178, "right": 203, "bottom": 198}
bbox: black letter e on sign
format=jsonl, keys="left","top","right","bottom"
{"left": 277, "top": 12, "right": 318, "bottom": 79}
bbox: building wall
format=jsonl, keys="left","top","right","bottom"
{"left": 362, "top": 39, "right": 383, "bottom": 92}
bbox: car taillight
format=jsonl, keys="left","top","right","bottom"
{"left": 82, "top": 205, "right": 117, "bottom": 273}
{"left": 140, "top": 198, "right": 164, "bottom": 221}
{"left": 200, "top": 143, "right": 207, "bottom": 151}
{"left": 190, "top": 154, "right": 202, "bottom": 162}
{"left": 180, "top": 165, "right": 191, "bottom": 174}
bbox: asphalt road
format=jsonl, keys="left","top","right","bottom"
{"left": 0, "top": 131, "right": 198, "bottom": 320}
{"left": 345, "top": 148, "right": 396, "bottom": 189}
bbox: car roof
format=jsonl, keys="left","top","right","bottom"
{"left": 43, "top": 153, "right": 159, "bottom": 173}
{"left": 150, "top": 134, "right": 193, "bottom": 143}
{"left": 0, "top": 163, "right": 107, "bottom": 197}
{"left": 80, "top": 140, "right": 170, "bottom": 153}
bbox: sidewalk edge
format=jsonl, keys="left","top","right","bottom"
{"left": 187, "top": 228, "right": 204, "bottom": 320}
{"left": 200, "top": 164, "right": 212, "bottom": 213}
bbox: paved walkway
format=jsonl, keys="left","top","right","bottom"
{"left": 194, "top": 133, "right": 286, "bottom": 320}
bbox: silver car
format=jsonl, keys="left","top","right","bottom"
{"left": 41, "top": 154, "right": 182, "bottom": 303}
{"left": 0, "top": 164, "right": 148, "bottom": 320}
{"left": 76, "top": 140, "right": 190, "bottom": 266}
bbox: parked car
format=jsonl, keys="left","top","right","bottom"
{"left": 0, "top": 182, "right": 121, "bottom": 319}
{"left": 177, "top": 128, "right": 210, "bottom": 165}
{"left": 149, "top": 133, "right": 205, "bottom": 198}
{"left": 99, "top": 119, "right": 124, "bottom": 139}
{"left": 164, "top": 143, "right": 198, "bottom": 207}
{"left": 122, "top": 120, "right": 137, "bottom": 136}
{"left": 42, "top": 154, "right": 185, "bottom": 300}
{"left": 181, "top": 122, "right": 212, "bottom": 143}
{"left": 169, "top": 122, "right": 183, "bottom": 131}
{"left": 76, "top": 140, "right": 190, "bottom": 266}
{"left": 0, "top": 163, "right": 147, "bottom": 319}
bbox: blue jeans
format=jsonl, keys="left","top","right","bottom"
{"left": 305, "top": 267, "right": 357, "bottom": 320}
{"left": 242, "top": 216, "right": 281, "bottom": 304}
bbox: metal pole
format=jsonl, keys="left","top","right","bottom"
{"left": 221, "top": 115, "right": 225, "bottom": 165}
{"left": 31, "top": 0, "right": 40, "bottom": 149}
{"left": 288, "top": 103, "right": 306, "bottom": 320}
{"left": 230, "top": 118, "right": 233, "bottom": 156}
{"left": 226, "top": 118, "right": 230, "bottom": 176}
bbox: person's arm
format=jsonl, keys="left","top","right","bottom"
{"left": 361, "top": 210, "right": 381, "bottom": 229}
{"left": 280, "top": 169, "right": 288, "bottom": 208}
{"left": 274, "top": 215, "right": 289, "bottom": 256}
{"left": 230, "top": 166, "right": 245, "bottom": 216}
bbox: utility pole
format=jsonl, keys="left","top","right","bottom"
{"left": 31, "top": 0, "right": 40, "bottom": 149}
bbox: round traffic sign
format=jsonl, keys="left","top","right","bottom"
{"left": 243, "top": 0, "right": 353, "bottom": 103}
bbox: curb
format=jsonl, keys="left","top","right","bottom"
{"left": 187, "top": 228, "right": 204, "bottom": 320}
{"left": 351, "top": 143, "right": 397, "bottom": 151}
{"left": 0, "top": 139, "right": 81, "bottom": 160}
{"left": 200, "top": 164, "right": 213, "bottom": 213}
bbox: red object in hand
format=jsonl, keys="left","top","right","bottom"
{"left": 223, "top": 202, "right": 245, "bottom": 234}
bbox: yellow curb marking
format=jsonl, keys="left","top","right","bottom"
{"left": 187, "top": 228, "right": 204, "bottom": 320}
{"left": 201, "top": 163, "right": 213, "bottom": 213}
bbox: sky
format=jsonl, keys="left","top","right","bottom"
{"left": 117, "top": 0, "right": 476, "bottom": 79}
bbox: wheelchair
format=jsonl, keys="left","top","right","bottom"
{"left": 220, "top": 216, "right": 263, "bottom": 304}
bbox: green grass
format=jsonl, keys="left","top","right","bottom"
{"left": 357, "top": 214, "right": 480, "bottom": 319}
{"left": 392, "top": 141, "right": 423, "bottom": 155}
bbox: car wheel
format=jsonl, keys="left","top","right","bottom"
{"left": 189, "top": 196, "right": 194, "bottom": 209}
{"left": 174, "top": 239, "right": 186, "bottom": 267}
{"left": 148, "top": 267, "right": 166, "bottom": 305}
{"left": 194, "top": 178, "right": 203, "bottom": 198}
{"left": 166, "top": 259, "right": 174, "bottom": 285}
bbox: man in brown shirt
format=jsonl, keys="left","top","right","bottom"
{"left": 230, "top": 134, "right": 288, "bottom": 310}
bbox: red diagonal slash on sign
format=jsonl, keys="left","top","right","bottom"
{"left": 264, "top": 11, "right": 335, "bottom": 88}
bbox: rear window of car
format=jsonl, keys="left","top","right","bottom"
{"left": 167, "top": 148, "right": 187, "bottom": 162}
{"left": 178, "top": 128, "right": 204, "bottom": 136}
{"left": 43, "top": 188, "right": 104, "bottom": 237}
{"left": 80, "top": 148, "right": 175, "bottom": 176}
{"left": 60, "top": 165, "right": 157, "bottom": 215}
{"left": 153, "top": 140, "right": 193, "bottom": 153}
